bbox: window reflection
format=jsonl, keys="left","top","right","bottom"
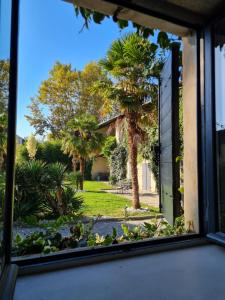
{"left": 0, "top": 0, "right": 12, "bottom": 272}
{"left": 215, "top": 19, "right": 225, "bottom": 231}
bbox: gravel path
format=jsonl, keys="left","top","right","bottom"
{"left": 13, "top": 218, "right": 155, "bottom": 238}
{"left": 102, "top": 189, "right": 159, "bottom": 208}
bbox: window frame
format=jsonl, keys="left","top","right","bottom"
{"left": 3, "top": 0, "right": 208, "bottom": 272}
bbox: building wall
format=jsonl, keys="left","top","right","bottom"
{"left": 182, "top": 34, "right": 199, "bottom": 232}
{"left": 128, "top": 159, "right": 157, "bottom": 193}
{"left": 91, "top": 156, "right": 110, "bottom": 180}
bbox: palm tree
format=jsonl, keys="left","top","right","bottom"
{"left": 62, "top": 114, "right": 104, "bottom": 190}
{"left": 100, "top": 33, "right": 159, "bottom": 209}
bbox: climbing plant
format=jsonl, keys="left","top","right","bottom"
{"left": 108, "top": 143, "right": 128, "bottom": 184}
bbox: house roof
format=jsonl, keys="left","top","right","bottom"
{"left": 98, "top": 114, "right": 122, "bottom": 129}
{"left": 64, "top": 0, "right": 224, "bottom": 36}
{"left": 98, "top": 100, "right": 152, "bottom": 129}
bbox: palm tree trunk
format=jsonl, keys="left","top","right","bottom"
{"left": 127, "top": 113, "right": 140, "bottom": 209}
{"left": 79, "top": 158, "right": 85, "bottom": 190}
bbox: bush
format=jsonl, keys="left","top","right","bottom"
{"left": 66, "top": 171, "right": 83, "bottom": 190}
{"left": 14, "top": 160, "right": 46, "bottom": 220}
{"left": 13, "top": 161, "right": 83, "bottom": 220}
{"left": 17, "top": 140, "right": 72, "bottom": 168}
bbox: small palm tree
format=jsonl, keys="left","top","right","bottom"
{"left": 100, "top": 33, "right": 159, "bottom": 209}
{"left": 62, "top": 114, "right": 104, "bottom": 190}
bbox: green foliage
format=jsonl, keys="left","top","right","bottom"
{"left": 102, "top": 136, "right": 117, "bottom": 158}
{"left": 63, "top": 114, "right": 104, "bottom": 161}
{"left": 13, "top": 161, "right": 83, "bottom": 220}
{"left": 41, "top": 162, "right": 83, "bottom": 216}
{"left": 67, "top": 171, "right": 83, "bottom": 190}
{"left": 16, "top": 140, "right": 72, "bottom": 168}
{"left": 26, "top": 62, "right": 109, "bottom": 138}
{"left": 72, "top": 3, "right": 178, "bottom": 47}
{"left": 14, "top": 160, "right": 46, "bottom": 220}
{"left": 26, "top": 62, "right": 80, "bottom": 137}
{"left": 12, "top": 216, "right": 187, "bottom": 256}
{"left": 62, "top": 114, "right": 104, "bottom": 188}
{"left": 12, "top": 220, "right": 95, "bottom": 256}
{"left": 108, "top": 144, "right": 127, "bottom": 184}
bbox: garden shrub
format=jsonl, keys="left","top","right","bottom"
{"left": 14, "top": 160, "right": 46, "bottom": 220}
{"left": 67, "top": 171, "right": 83, "bottom": 190}
{"left": 40, "top": 162, "right": 83, "bottom": 216}
{"left": 17, "top": 140, "right": 72, "bottom": 168}
{"left": 13, "top": 161, "right": 83, "bottom": 220}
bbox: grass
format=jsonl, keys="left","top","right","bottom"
{"left": 78, "top": 181, "right": 158, "bottom": 218}
{"left": 83, "top": 180, "right": 112, "bottom": 192}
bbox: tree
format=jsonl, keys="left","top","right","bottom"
{"left": 26, "top": 61, "right": 109, "bottom": 138}
{"left": 62, "top": 114, "right": 104, "bottom": 189}
{"left": 76, "top": 62, "right": 110, "bottom": 121}
{"left": 26, "top": 134, "right": 37, "bottom": 160}
{"left": 26, "top": 62, "right": 80, "bottom": 137}
{"left": 0, "top": 60, "right": 10, "bottom": 170}
{"left": 100, "top": 33, "right": 160, "bottom": 209}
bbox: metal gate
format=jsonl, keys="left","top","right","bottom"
{"left": 159, "top": 44, "right": 181, "bottom": 225}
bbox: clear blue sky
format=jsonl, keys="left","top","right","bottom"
{"left": 17, "top": 0, "right": 135, "bottom": 138}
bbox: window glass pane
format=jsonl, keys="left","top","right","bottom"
{"left": 0, "top": 0, "right": 12, "bottom": 270}
{"left": 12, "top": 0, "right": 199, "bottom": 259}
{"left": 215, "top": 18, "right": 225, "bottom": 231}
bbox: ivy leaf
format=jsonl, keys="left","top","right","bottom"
{"left": 132, "top": 22, "right": 141, "bottom": 33}
{"left": 93, "top": 12, "right": 105, "bottom": 24}
{"left": 117, "top": 19, "right": 129, "bottom": 29}
{"left": 150, "top": 43, "right": 158, "bottom": 52}
{"left": 157, "top": 31, "right": 170, "bottom": 49}
{"left": 142, "top": 28, "right": 154, "bottom": 39}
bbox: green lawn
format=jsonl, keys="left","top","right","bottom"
{"left": 78, "top": 181, "right": 158, "bottom": 218}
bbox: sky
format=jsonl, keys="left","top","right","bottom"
{"left": 17, "top": 0, "right": 135, "bottom": 138}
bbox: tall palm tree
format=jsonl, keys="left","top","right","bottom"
{"left": 62, "top": 114, "right": 104, "bottom": 190}
{"left": 100, "top": 33, "right": 159, "bottom": 209}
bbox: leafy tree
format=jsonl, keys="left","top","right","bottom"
{"left": 26, "top": 62, "right": 109, "bottom": 138}
{"left": 99, "top": 33, "right": 160, "bottom": 209}
{"left": 26, "top": 134, "right": 37, "bottom": 160}
{"left": 0, "top": 60, "right": 10, "bottom": 170}
{"left": 26, "top": 62, "right": 80, "bottom": 137}
{"left": 76, "top": 62, "right": 110, "bottom": 120}
{"left": 62, "top": 114, "right": 104, "bottom": 189}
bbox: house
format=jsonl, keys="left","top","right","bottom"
{"left": 16, "top": 135, "right": 25, "bottom": 145}
{"left": 92, "top": 114, "right": 157, "bottom": 193}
